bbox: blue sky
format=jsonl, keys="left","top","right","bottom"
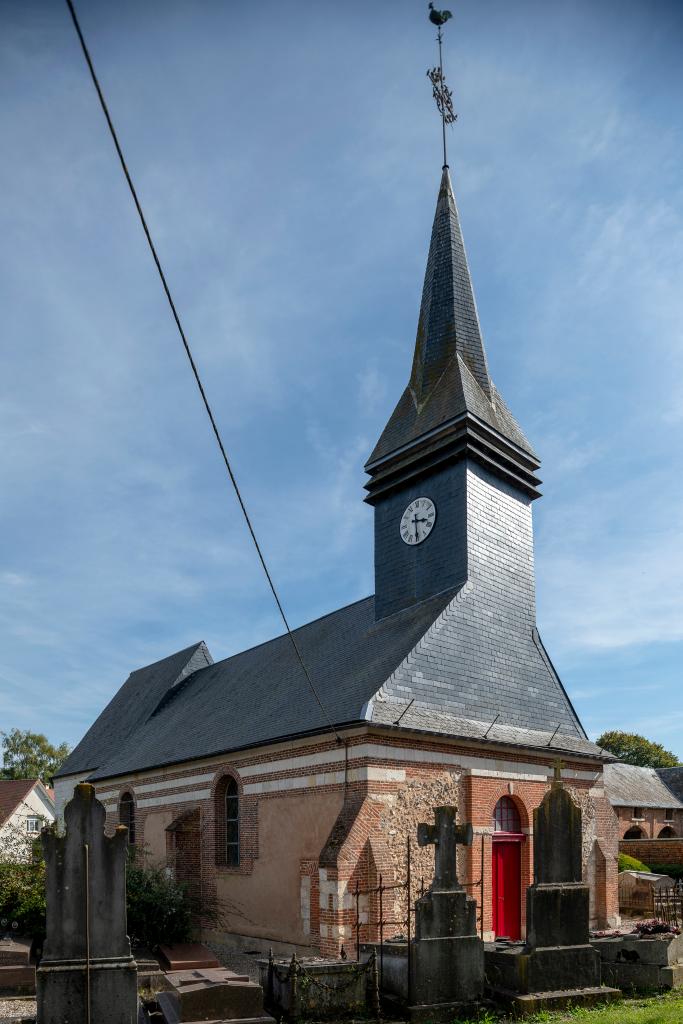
{"left": 1, "top": 0, "right": 682, "bottom": 760}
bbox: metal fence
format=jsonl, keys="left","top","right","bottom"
{"left": 654, "top": 882, "right": 682, "bottom": 929}
{"left": 350, "top": 836, "right": 485, "bottom": 1004}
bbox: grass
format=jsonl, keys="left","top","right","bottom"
{"left": 454, "top": 989, "right": 683, "bottom": 1024}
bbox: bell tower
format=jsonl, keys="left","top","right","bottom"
{"left": 365, "top": 167, "right": 541, "bottom": 620}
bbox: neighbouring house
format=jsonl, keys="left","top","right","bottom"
{"left": 604, "top": 763, "right": 683, "bottom": 841}
{"left": 0, "top": 779, "right": 55, "bottom": 862}
{"left": 54, "top": 162, "right": 620, "bottom": 956}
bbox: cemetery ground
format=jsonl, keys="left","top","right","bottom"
{"left": 0, "top": 992, "right": 675, "bottom": 1022}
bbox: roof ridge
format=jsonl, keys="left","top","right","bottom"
{"left": 129, "top": 640, "right": 207, "bottom": 677}
{"left": 201, "top": 595, "right": 376, "bottom": 672}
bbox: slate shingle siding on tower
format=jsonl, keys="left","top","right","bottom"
{"left": 374, "top": 461, "right": 468, "bottom": 618}
{"left": 373, "top": 463, "right": 584, "bottom": 738}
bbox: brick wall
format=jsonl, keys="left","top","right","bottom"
{"left": 91, "top": 728, "right": 617, "bottom": 951}
{"left": 614, "top": 805, "right": 683, "bottom": 840}
{"left": 619, "top": 838, "right": 683, "bottom": 868}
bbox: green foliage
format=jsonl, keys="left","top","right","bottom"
{"left": 0, "top": 843, "right": 221, "bottom": 948}
{"left": 1, "top": 728, "right": 71, "bottom": 783}
{"left": 618, "top": 852, "right": 651, "bottom": 873}
{"left": 125, "top": 858, "right": 194, "bottom": 949}
{"left": 0, "top": 860, "right": 47, "bottom": 937}
{"left": 596, "top": 730, "right": 679, "bottom": 769}
{"left": 649, "top": 863, "right": 683, "bottom": 881}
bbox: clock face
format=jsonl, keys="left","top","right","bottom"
{"left": 400, "top": 497, "right": 436, "bottom": 545}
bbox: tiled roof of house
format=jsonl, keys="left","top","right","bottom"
{"left": 0, "top": 779, "right": 38, "bottom": 827}
{"left": 604, "top": 763, "right": 683, "bottom": 809}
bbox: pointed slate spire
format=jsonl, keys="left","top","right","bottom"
{"left": 410, "top": 166, "right": 491, "bottom": 407}
{"left": 365, "top": 168, "right": 541, "bottom": 501}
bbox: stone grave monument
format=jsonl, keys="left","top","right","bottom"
{"left": 156, "top": 967, "right": 275, "bottom": 1023}
{"left": 36, "top": 783, "right": 138, "bottom": 1023}
{"left": 485, "top": 765, "right": 620, "bottom": 1015}
{"left": 408, "top": 805, "right": 484, "bottom": 1021}
{"left": 0, "top": 930, "right": 34, "bottom": 996}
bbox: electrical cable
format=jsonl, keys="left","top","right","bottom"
{"left": 64, "top": 0, "right": 343, "bottom": 745}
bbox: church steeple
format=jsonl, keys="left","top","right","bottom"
{"left": 410, "top": 166, "right": 491, "bottom": 406}
{"left": 365, "top": 168, "right": 541, "bottom": 506}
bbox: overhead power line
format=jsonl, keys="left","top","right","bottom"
{"left": 64, "top": 0, "right": 343, "bottom": 745}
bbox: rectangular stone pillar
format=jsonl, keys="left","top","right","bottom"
{"left": 37, "top": 784, "right": 138, "bottom": 1024}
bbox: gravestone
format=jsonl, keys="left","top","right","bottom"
{"left": 157, "top": 967, "right": 274, "bottom": 1023}
{"left": 36, "top": 783, "right": 138, "bottom": 1023}
{"left": 159, "top": 944, "right": 220, "bottom": 971}
{"left": 485, "top": 766, "right": 620, "bottom": 1015}
{"left": 408, "top": 805, "right": 484, "bottom": 1021}
{"left": 0, "top": 933, "right": 34, "bottom": 996}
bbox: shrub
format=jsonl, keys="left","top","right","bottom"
{"left": 619, "top": 852, "right": 650, "bottom": 873}
{"left": 126, "top": 860, "right": 194, "bottom": 949}
{"left": 0, "top": 861, "right": 46, "bottom": 937}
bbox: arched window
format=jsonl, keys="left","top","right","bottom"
{"left": 493, "top": 796, "right": 521, "bottom": 833}
{"left": 225, "top": 778, "right": 239, "bottom": 866}
{"left": 624, "top": 826, "right": 644, "bottom": 839}
{"left": 215, "top": 775, "right": 240, "bottom": 867}
{"left": 119, "top": 792, "right": 136, "bottom": 846}
{"left": 658, "top": 826, "right": 676, "bottom": 839}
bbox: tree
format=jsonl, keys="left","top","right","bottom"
{"left": 1, "top": 729, "right": 71, "bottom": 784}
{"left": 596, "top": 730, "right": 680, "bottom": 769}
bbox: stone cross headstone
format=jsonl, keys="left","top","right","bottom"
{"left": 37, "top": 783, "right": 138, "bottom": 1024}
{"left": 409, "top": 806, "right": 483, "bottom": 1020}
{"left": 417, "top": 806, "right": 473, "bottom": 891}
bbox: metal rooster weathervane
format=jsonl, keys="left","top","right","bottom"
{"left": 427, "top": 3, "right": 457, "bottom": 168}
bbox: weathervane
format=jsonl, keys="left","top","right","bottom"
{"left": 427, "top": 3, "right": 457, "bottom": 168}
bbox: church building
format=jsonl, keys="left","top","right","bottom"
{"left": 54, "top": 163, "right": 620, "bottom": 953}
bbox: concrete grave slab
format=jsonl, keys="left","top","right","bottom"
{"left": 157, "top": 967, "right": 273, "bottom": 1024}
{"left": 159, "top": 945, "right": 220, "bottom": 972}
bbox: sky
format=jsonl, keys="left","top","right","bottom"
{"left": 1, "top": 0, "right": 682, "bottom": 761}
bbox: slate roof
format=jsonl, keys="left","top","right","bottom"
{"left": 367, "top": 169, "right": 536, "bottom": 468}
{"left": 57, "top": 590, "right": 456, "bottom": 781}
{"left": 604, "top": 763, "right": 683, "bottom": 809}
{"left": 657, "top": 767, "right": 683, "bottom": 803}
{"left": 58, "top": 585, "right": 604, "bottom": 784}
{"left": 0, "top": 779, "right": 38, "bottom": 827}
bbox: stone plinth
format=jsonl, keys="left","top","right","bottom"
{"left": 359, "top": 941, "right": 408, "bottom": 1002}
{"left": 592, "top": 934, "right": 683, "bottom": 991}
{"left": 257, "top": 957, "right": 369, "bottom": 1018}
{"left": 0, "top": 936, "right": 35, "bottom": 996}
{"left": 36, "top": 783, "right": 138, "bottom": 1024}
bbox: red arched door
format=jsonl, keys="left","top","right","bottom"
{"left": 492, "top": 797, "right": 524, "bottom": 940}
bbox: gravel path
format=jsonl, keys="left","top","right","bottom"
{"left": 0, "top": 997, "right": 35, "bottom": 1020}
{"left": 207, "top": 946, "right": 264, "bottom": 981}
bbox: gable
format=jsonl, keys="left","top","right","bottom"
{"left": 57, "top": 642, "right": 213, "bottom": 779}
